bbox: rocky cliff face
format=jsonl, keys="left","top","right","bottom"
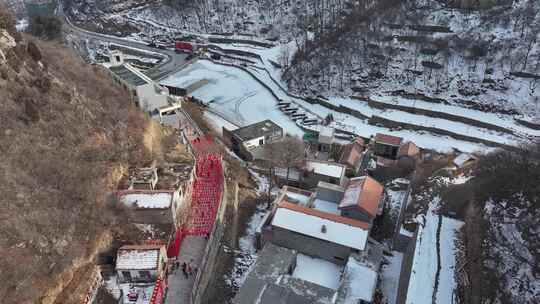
{"left": 0, "top": 10, "right": 153, "bottom": 303}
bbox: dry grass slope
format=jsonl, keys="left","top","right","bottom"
{"left": 0, "top": 10, "right": 155, "bottom": 303}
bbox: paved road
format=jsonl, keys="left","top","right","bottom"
{"left": 58, "top": 2, "right": 189, "bottom": 81}
{"left": 165, "top": 236, "right": 207, "bottom": 304}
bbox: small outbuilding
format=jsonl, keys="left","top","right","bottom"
{"left": 339, "top": 176, "right": 384, "bottom": 224}
{"left": 223, "top": 120, "right": 283, "bottom": 160}
{"left": 372, "top": 133, "right": 403, "bottom": 160}
{"left": 116, "top": 244, "right": 167, "bottom": 284}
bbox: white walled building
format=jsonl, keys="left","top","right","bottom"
{"left": 116, "top": 244, "right": 167, "bottom": 284}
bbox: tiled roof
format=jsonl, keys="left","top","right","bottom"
{"left": 273, "top": 201, "right": 369, "bottom": 250}
{"left": 374, "top": 133, "right": 403, "bottom": 146}
{"left": 398, "top": 141, "right": 419, "bottom": 157}
{"left": 339, "top": 176, "right": 384, "bottom": 217}
{"left": 116, "top": 245, "right": 163, "bottom": 270}
{"left": 278, "top": 201, "right": 369, "bottom": 229}
{"left": 339, "top": 141, "right": 364, "bottom": 167}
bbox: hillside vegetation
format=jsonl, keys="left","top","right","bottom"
{"left": 0, "top": 9, "right": 156, "bottom": 303}
{"left": 284, "top": 0, "right": 540, "bottom": 118}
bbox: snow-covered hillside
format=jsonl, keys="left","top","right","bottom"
{"left": 65, "top": 0, "right": 540, "bottom": 124}
{"left": 285, "top": 0, "right": 540, "bottom": 120}
{"left": 484, "top": 196, "right": 540, "bottom": 303}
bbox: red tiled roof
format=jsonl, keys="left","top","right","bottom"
{"left": 374, "top": 133, "right": 403, "bottom": 146}
{"left": 339, "top": 141, "right": 364, "bottom": 167}
{"left": 277, "top": 201, "right": 370, "bottom": 230}
{"left": 398, "top": 141, "right": 420, "bottom": 157}
{"left": 339, "top": 176, "right": 384, "bottom": 217}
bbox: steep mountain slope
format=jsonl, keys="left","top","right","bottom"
{"left": 284, "top": 0, "right": 540, "bottom": 119}
{"left": 0, "top": 10, "right": 155, "bottom": 303}
{"left": 64, "top": 0, "right": 540, "bottom": 122}
{"left": 469, "top": 143, "right": 540, "bottom": 303}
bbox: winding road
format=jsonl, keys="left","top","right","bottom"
{"left": 58, "top": 2, "right": 189, "bottom": 81}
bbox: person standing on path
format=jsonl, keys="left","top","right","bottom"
{"left": 182, "top": 262, "right": 188, "bottom": 279}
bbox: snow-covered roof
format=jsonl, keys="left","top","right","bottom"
{"left": 305, "top": 160, "right": 346, "bottom": 179}
{"left": 283, "top": 186, "right": 313, "bottom": 206}
{"left": 116, "top": 245, "right": 163, "bottom": 270}
{"left": 339, "top": 176, "right": 384, "bottom": 217}
{"left": 292, "top": 254, "right": 342, "bottom": 290}
{"left": 312, "top": 199, "right": 340, "bottom": 215}
{"left": 120, "top": 192, "right": 173, "bottom": 209}
{"left": 272, "top": 202, "right": 369, "bottom": 251}
{"left": 341, "top": 257, "right": 378, "bottom": 303}
{"left": 318, "top": 127, "right": 335, "bottom": 145}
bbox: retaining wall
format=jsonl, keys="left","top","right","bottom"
{"left": 352, "top": 96, "right": 517, "bottom": 136}
{"left": 368, "top": 115, "right": 517, "bottom": 151}
{"left": 515, "top": 118, "right": 540, "bottom": 130}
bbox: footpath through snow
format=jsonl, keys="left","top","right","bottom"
{"left": 405, "top": 200, "right": 464, "bottom": 304}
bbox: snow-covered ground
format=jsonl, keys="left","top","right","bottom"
{"left": 160, "top": 60, "right": 304, "bottom": 136}
{"left": 226, "top": 170, "right": 270, "bottom": 291}
{"left": 484, "top": 196, "right": 540, "bottom": 303}
{"left": 120, "top": 192, "right": 172, "bottom": 209}
{"left": 380, "top": 252, "right": 404, "bottom": 304}
{"left": 405, "top": 200, "right": 464, "bottom": 304}
{"left": 191, "top": 42, "right": 512, "bottom": 153}
{"left": 292, "top": 253, "right": 343, "bottom": 290}
{"left": 203, "top": 111, "right": 239, "bottom": 135}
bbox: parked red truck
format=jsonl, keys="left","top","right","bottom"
{"left": 175, "top": 41, "right": 193, "bottom": 53}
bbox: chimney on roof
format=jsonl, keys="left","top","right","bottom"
{"left": 321, "top": 225, "right": 327, "bottom": 233}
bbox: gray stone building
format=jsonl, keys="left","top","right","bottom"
{"left": 302, "top": 160, "right": 347, "bottom": 188}
{"left": 259, "top": 197, "right": 370, "bottom": 265}
{"left": 222, "top": 120, "right": 283, "bottom": 160}
{"left": 339, "top": 176, "right": 385, "bottom": 224}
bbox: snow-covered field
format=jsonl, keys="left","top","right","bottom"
{"left": 405, "top": 200, "right": 464, "bottom": 304}
{"left": 160, "top": 60, "right": 303, "bottom": 136}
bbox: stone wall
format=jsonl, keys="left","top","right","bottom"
{"left": 368, "top": 115, "right": 517, "bottom": 151}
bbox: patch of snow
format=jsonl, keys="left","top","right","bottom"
{"left": 399, "top": 227, "right": 414, "bottom": 238}
{"left": 312, "top": 199, "right": 340, "bottom": 215}
{"left": 341, "top": 257, "right": 378, "bottom": 303}
{"left": 203, "top": 111, "right": 239, "bottom": 135}
{"left": 292, "top": 253, "right": 342, "bottom": 290}
{"left": 284, "top": 190, "right": 312, "bottom": 206}
{"left": 305, "top": 160, "right": 345, "bottom": 179}
{"left": 120, "top": 192, "right": 172, "bottom": 209}
{"left": 248, "top": 169, "right": 269, "bottom": 195}
{"left": 119, "top": 283, "right": 155, "bottom": 304}
{"left": 160, "top": 60, "right": 303, "bottom": 136}
{"left": 380, "top": 252, "right": 404, "bottom": 304}
{"left": 15, "top": 19, "right": 28, "bottom": 32}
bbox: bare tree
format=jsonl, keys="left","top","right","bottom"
{"left": 263, "top": 136, "right": 306, "bottom": 206}
{"left": 276, "top": 136, "right": 306, "bottom": 185}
